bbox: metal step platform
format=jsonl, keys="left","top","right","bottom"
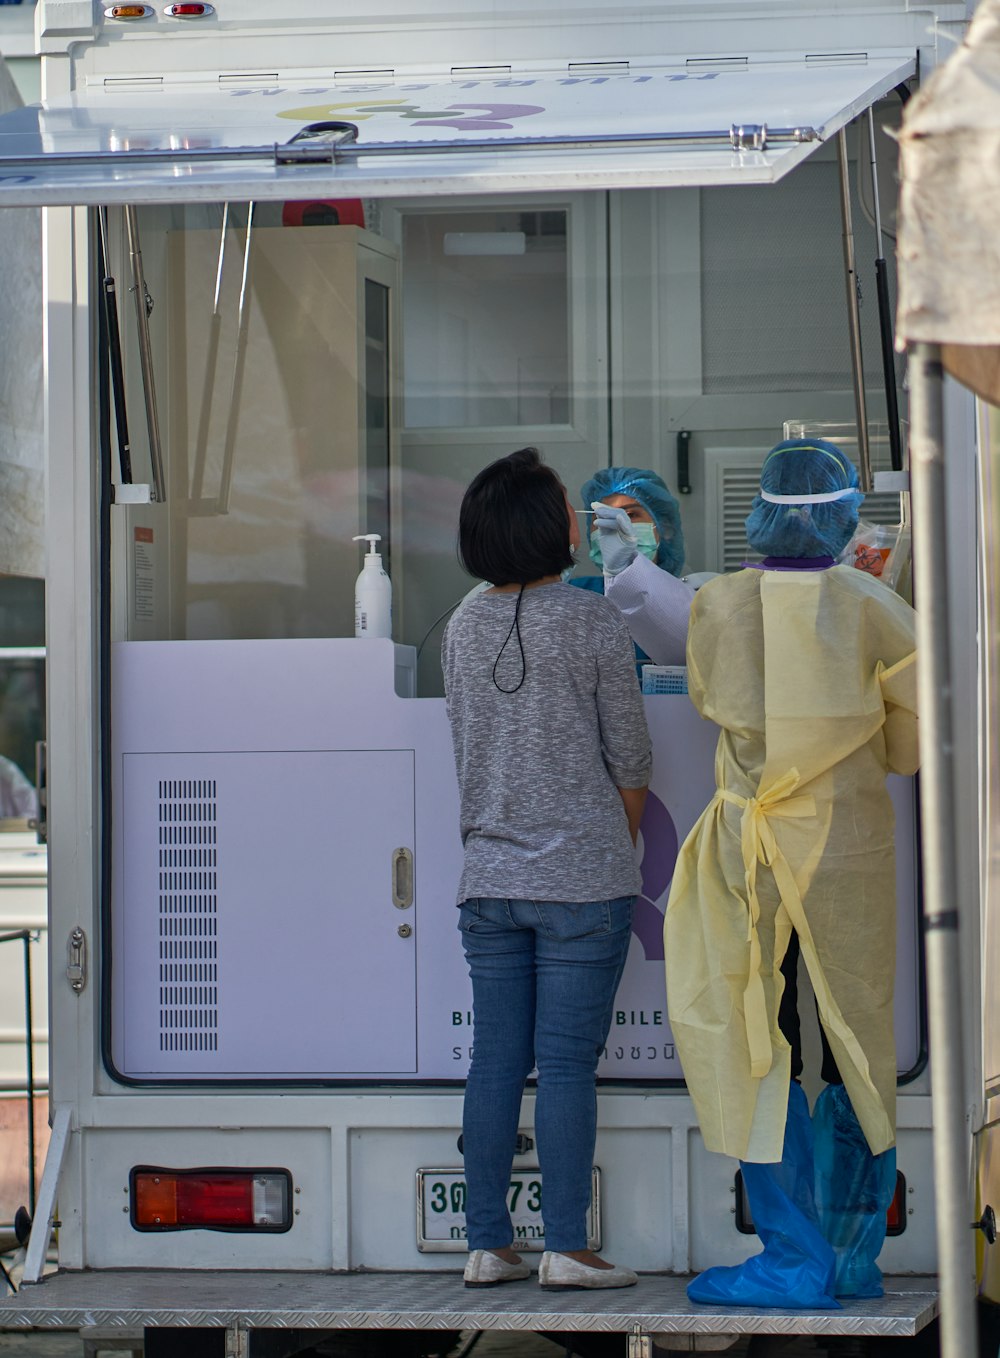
{"left": 0, "top": 1270, "right": 939, "bottom": 1349}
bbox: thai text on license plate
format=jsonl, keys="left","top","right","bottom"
{"left": 416, "top": 1167, "right": 601, "bottom": 1252}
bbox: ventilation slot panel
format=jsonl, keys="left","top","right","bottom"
{"left": 719, "top": 463, "right": 763, "bottom": 572}
{"left": 158, "top": 778, "right": 219, "bottom": 1053}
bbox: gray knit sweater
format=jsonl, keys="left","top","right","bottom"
{"left": 442, "top": 582, "right": 651, "bottom": 904}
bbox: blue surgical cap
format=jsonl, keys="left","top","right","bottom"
{"left": 745, "top": 439, "right": 864, "bottom": 560}
{"left": 581, "top": 466, "right": 686, "bottom": 576}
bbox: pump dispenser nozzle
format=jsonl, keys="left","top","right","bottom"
{"left": 353, "top": 534, "right": 382, "bottom": 556}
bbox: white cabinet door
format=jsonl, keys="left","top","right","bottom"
{"left": 118, "top": 749, "right": 416, "bottom": 1077}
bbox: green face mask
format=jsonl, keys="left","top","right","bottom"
{"left": 589, "top": 521, "right": 659, "bottom": 569}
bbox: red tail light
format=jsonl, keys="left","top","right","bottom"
{"left": 886, "top": 1171, "right": 908, "bottom": 1236}
{"left": 734, "top": 1169, "right": 907, "bottom": 1236}
{"left": 130, "top": 1167, "right": 292, "bottom": 1232}
{"left": 164, "top": 4, "right": 215, "bottom": 14}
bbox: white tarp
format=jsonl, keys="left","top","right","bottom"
{"left": 897, "top": 0, "right": 1000, "bottom": 402}
{"left": 0, "top": 55, "right": 43, "bottom": 579}
{"left": 0, "top": 55, "right": 914, "bottom": 205}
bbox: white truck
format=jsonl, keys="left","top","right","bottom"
{"left": 0, "top": 0, "right": 994, "bottom": 1353}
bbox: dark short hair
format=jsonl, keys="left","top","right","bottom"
{"left": 458, "top": 447, "right": 574, "bottom": 586}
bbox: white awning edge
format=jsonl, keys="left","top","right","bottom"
{"left": 0, "top": 53, "right": 915, "bottom": 207}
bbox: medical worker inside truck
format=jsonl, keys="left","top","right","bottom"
{"left": 568, "top": 467, "right": 688, "bottom": 673}
{"left": 661, "top": 438, "right": 919, "bottom": 1311}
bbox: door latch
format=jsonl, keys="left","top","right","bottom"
{"left": 392, "top": 847, "right": 414, "bottom": 909}
{"left": 972, "top": 1205, "right": 997, "bottom": 1245}
{"left": 66, "top": 927, "right": 87, "bottom": 994}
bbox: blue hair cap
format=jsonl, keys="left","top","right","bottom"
{"left": 580, "top": 466, "right": 686, "bottom": 576}
{"left": 745, "top": 438, "right": 864, "bottom": 560}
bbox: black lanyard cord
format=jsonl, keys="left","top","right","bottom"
{"left": 492, "top": 585, "right": 527, "bottom": 694}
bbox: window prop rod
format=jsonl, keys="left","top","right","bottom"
{"left": 0, "top": 120, "right": 819, "bottom": 173}
{"left": 837, "top": 127, "right": 872, "bottom": 492}
{"left": 217, "top": 201, "right": 255, "bottom": 516}
{"left": 96, "top": 207, "right": 133, "bottom": 486}
{"left": 867, "top": 107, "right": 904, "bottom": 473}
{"left": 124, "top": 205, "right": 166, "bottom": 504}
{"left": 189, "top": 202, "right": 230, "bottom": 509}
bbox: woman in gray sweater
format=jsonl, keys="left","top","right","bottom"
{"left": 443, "top": 447, "right": 651, "bottom": 1292}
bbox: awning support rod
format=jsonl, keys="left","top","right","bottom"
{"left": 837, "top": 126, "right": 872, "bottom": 490}
{"left": 124, "top": 206, "right": 166, "bottom": 503}
{"left": 96, "top": 206, "right": 133, "bottom": 486}
{"left": 190, "top": 202, "right": 229, "bottom": 505}
{"left": 867, "top": 108, "right": 904, "bottom": 472}
{"left": 217, "top": 202, "right": 254, "bottom": 516}
{"left": 908, "top": 342, "right": 980, "bottom": 1358}
{"left": 0, "top": 121, "right": 820, "bottom": 174}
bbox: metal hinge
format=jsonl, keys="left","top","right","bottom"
{"left": 806, "top": 51, "right": 869, "bottom": 64}
{"left": 66, "top": 927, "right": 87, "bottom": 994}
{"left": 567, "top": 60, "right": 630, "bottom": 74}
{"left": 627, "top": 1327, "right": 652, "bottom": 1358}
{"left": 102, "top": 76, "right": 164, "bottom": 88}
{"left": 452, "top": 64, "right": 512, "bottom": 77}
{"left": 225, "top": 1325, "right": 249, "bottom": 1358}
{"left": 218, "top": 72, "right": 278, "bottom": 85}
{"left": 686, "top": 55, "right": 748, "bottom": 70}
{"left": 334, "top": 68, "right": 394, "bottom": 83}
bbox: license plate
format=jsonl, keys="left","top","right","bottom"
{"left": 416, "top": 1167, "right": 601, "bottom": 1252}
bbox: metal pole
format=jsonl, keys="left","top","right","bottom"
{"left": 0, "top": 929, "right": 38, "bottom": 1221}
{"left": 22, "top": 933, "right": 35, "bottom": 1220}
{"left": 837, "top": 128, "right": 872, "bottom": 490}
{"left": 190, "top": 203, "right": 230, "bottom": 505}
{"left": 0, "top": 122, "right": 820, "bottom": 174}
{"left": 96, "top": 207, "right": 134, "bottom": 486}
{"left": 908, "top": 342, "right": 980, "bottom": 1358}
{"left": 218, "top": 202, "right": 255, "bottom": 515}
{"left": 124, "top": 205, "right": 167, "bottom": 503}
{"left": 866, "top": 108, "right": 904, "bottom": 473}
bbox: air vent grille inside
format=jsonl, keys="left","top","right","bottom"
{"left": 158, "top": 779, "right": 218, "bottom": 1053}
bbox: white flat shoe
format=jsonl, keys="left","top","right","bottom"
{"left": 463, "top": 1249, "right": 532, "bottom": 1288}
{"left": 538, "top": 1251, "right": 638, "bottom": 1291}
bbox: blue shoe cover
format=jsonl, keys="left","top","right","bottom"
{"left": 814, "top": 1083, "right": 896, "bottom": 1298}
{"left": 688, "top": 1085, "right": 839, "bottom": 1310}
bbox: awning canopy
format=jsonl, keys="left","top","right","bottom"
{"left": 0, "top": 53, "right": 914, "bottom": 207}
{"left": 897, "top": 0, "right": 1000, "bottom": 403}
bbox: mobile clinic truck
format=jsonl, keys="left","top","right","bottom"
{"left": 0, "top": 0, "right": 994, "bottom": 1352}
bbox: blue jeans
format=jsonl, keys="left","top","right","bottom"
{"left": 458, "top": 896, "right": 634, "bottom": 1253}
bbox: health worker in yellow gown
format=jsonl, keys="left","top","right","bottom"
{"left": 664, "top": 439, "right": 919, "bottom": 1310}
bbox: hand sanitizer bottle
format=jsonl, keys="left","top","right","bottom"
{"left": 352, "top": 534, "right": 392, "bottom": 639}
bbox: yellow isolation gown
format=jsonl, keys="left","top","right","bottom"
{"left": 664, "top": 564, "right": 918, "bottom": 1165}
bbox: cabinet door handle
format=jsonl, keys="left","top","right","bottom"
{"left": 392, "top": 847, "right": 414, "bottom": 909}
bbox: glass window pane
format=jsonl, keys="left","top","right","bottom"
{"left": 401, "top": 209, "right": 569, "bottom": 429}
{"left": 105, "top": 160, "right": 906, "bottom": 678}
{"left": 108, "top": 205, "right": 397, "bottom": 643}
{"left": 364, "top": 278, "right": 391, "bottom": 562}
{"left": 0, "top": 575, "right": 44, "bottom": 823}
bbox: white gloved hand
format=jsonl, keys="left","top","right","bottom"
{"left": 592, "top": 501, "right": 639, "bottom": 576}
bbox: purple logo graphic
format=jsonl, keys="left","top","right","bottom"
{"left": 632, "top": 792, "right": 678, "bottom": 962}
{"left": 411, "top": 102, "right": 546, "bottom": 131}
